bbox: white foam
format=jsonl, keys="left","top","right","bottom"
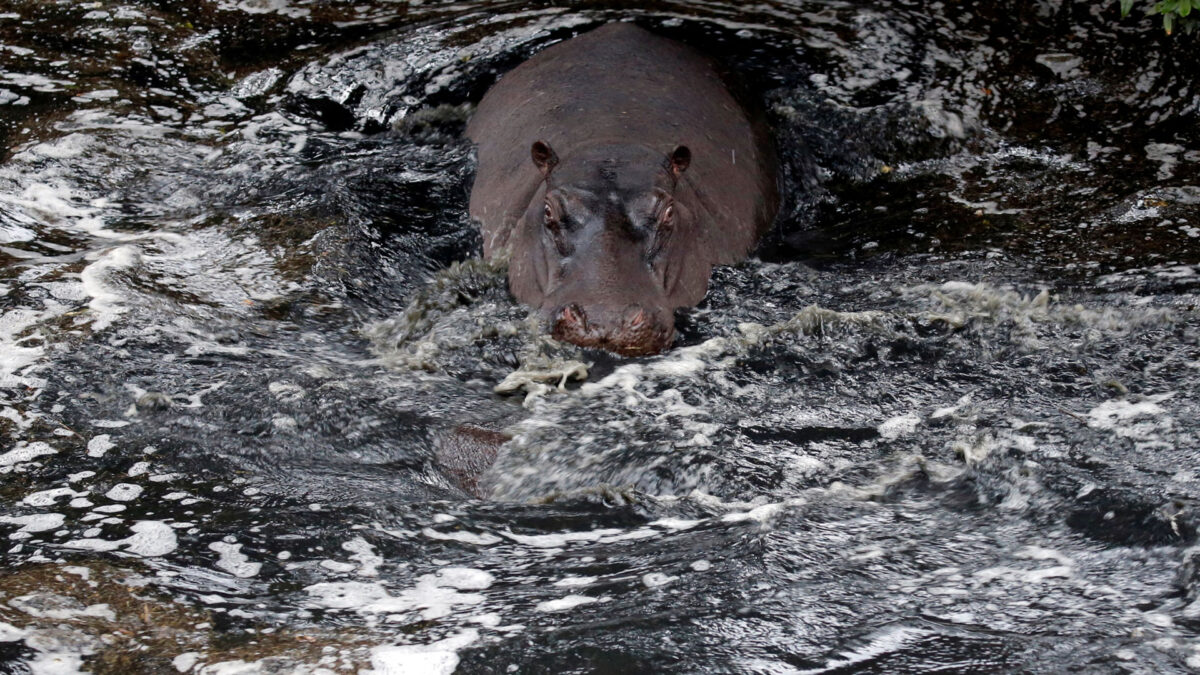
{"left": 268, "top": 381, "right": 305, "bottom": 401}
{"left": 210, "top": 541, "right": 261, "bottom": 578}
{"left": 195, "top": 659, "right": 337, "bottom": 674}
{"left": 217, "top": 0, "right": 311, "bottom": 18}
{"left": 304, "top": 581, "right": 388, "bottom": 609}
{"left": 974, "top": 564, "right": 1074, "bottom": 584}
{"left": 343, "top": 537, "right": 383, "bottom": 577}
{"left": 1023, "top": 565, "right": 1073, "bottom": 582}
{"left": 306, "top": 567, "right": 493, "bottom": 621}
{"left": 1034, "top": 53, "right": 1083, "bottom": 79}
{"left": 790, "top": 626, "right": 932, "bottom": 674}
{"left": 469, "top": 613, "right": 502, "bottom": 627}
{"left": 1146, "top": 143, "right": 1184, "bottom": 180}
{"left": 1, "top": 408, "right": 36, "bottom": 431}
{"left": 720, "top": 501, "right": 795, "bottom": 524}
{"left": 642, "top": 573, "right": 676, "bottom": 588}
{"left": 553, "top": 576, "right": 597, "bottom": 587}
{"left": 536, "top": 594, "right": 598, "bottom": 612}
{"left": 22, "top": 487, "right": 85, "bottom": 507}
{"left": 64, "top": 520, "right": 177, "bottom": 557}
{"left": 79, "top": 245, "right": 141, "bottom": 331}
{"left": 432, "top": 567, "right": 494, "bottom": 590}
{"left": 1, "top": 513, "right": 65, "bottom": 533}
{"left": 0, "top": 621, "right": 24, "bottom": 641}
{"left": 104, "top": 483, "right": 143, "bottom": 502}
{"left": 421, "top": 528, "right": 502, "bottom": 546}
{"left": 1145, "top": 612, "right": 1174, "bottom": 628}
{"left": 59, "top": 567, "right": 89, "bottom": 582}
{"left": 172, "top": 652, "right": 200, "bottom": 672}
{"left": 28, "top": 652, "right": 87, "bottom": 675}
{"left": 931, "top": 394, "right": 973, "bottom": 420}
{"left": 500, "top": 528, "right": 622, "bottom": 548}
{"left": 947, "top": 192, "right": 1024, "bottom": 215}
{"left": 27, "top": 133, "right": 93, "bottom": 159}
{"left": 0, "top": 441, "right": 56, "bottom": 466}
{"left": 965, "top": 433, "right": 1007, "bottom": 466}
{"left": 0, "top": 72, "right": 70, "bottom": 92}
{"left": 0, "top": 307, "right": 58, "bottom": 387}
{"left": 231, "top": 68, "right": 282, "bottom": 99}
{"left": 86, "top": 434, "right": 115, "bottom": 458}
{"left": 650, "top": 517, "right": 703, "bottom": 531}
{"left": 9, "top": 593, "right": 115, "bottom": 621}
{"left": 974, "top": 547, "right": 1076, "bottom": 585}
{"left": 0, "top": 218, "right": 34, "bottom": 242}
{"left": 363, "top": 630, "right": 479, "bottom": 675}
{"left": 1, "top": 182, "right": 116, "bottom": 240}
{"left": 1087, "top": 394, "right": 1173, "bottom": 440}
{"left": 121, "top": 521, "right": 179, "bottom": 556}
{"left": 878, "top": 414, "right": 921, "bottom": 440}
{"left": 1015, "top": 545, "right": 1073, "bottom": 566}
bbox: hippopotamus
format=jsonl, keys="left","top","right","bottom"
{"left": 466, "top": 22, "right": 778, "bottom": 356}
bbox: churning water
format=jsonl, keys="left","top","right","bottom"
{"left": 1, "top": 1, "right": 1199, "bottom": 672}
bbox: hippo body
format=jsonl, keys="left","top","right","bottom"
{"left": 467, "top": 22, "right": 777, "bottom": 355}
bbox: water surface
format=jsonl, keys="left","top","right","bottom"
{"left": 1, "top": 1, "right": 1199, "bottom": 672}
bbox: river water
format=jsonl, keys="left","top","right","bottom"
{"left": 1, "top": 1, "right": 1199, "bottom": 673}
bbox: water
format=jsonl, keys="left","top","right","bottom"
{"left": 1, "top": 1, "right": 1198, "bottom": 672}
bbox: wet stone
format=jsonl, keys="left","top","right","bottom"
{"left": 135, "top": 392, "right": 172, "bottom": 412}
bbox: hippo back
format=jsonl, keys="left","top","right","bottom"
{"left": 466, "top": 23, "right": 777, "bottom": 271}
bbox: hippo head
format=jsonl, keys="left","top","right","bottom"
{"left": 507, "top": 140, "right": 703, "bottom": 356}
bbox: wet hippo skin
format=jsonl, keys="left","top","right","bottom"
{"left": 467, "top": 22, "right": 778, "bottom": 356}
{"left": 434, "top": 424, "right": 510, "bottom": 498}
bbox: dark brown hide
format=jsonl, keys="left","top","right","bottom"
{"left": 434, "top": 424, "right": 510, "bottom": 498}
{"left": 467, "top": 23, "right": 777, "bottom": 354}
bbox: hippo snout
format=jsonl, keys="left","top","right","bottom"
{"left": 550, "top": 303, "right": 675, "bottom": 356}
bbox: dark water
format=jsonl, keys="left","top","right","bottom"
{"left": 1, "top": 1, "right": 1199, "bottom": 673}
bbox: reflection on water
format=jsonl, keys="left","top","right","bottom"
{"left": 1, "top": 1, "right": 1199, "bottom": 672}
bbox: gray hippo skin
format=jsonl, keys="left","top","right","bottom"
{"left": 466, "top": 22, "right": 778, "bottom": 356}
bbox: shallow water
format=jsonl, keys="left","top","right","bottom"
{"left": 1, "top": 1, "right": 1199, "bottom": 673}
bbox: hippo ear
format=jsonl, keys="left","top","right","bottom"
{"left": 668, "top": 145, "right": 691, "bottom": 177}
{"left": 531, "top": 141, "right": 559, "bottom": 177}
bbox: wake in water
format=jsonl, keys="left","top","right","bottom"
{"left": 1, "top": 1, "right": 1198, "bottom": 672}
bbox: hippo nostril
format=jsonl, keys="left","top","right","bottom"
{"left": 627, "top": 307, "right": 648, "bottom": 330}
{"left": 557, "top": 304, "right": 588, "bottom": 331}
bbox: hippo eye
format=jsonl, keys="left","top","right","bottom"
{"left": 648, "top": 203, "right": 675, "bottom": 260}
{"left": 656, "top": 201, "right": 675, "bottom": 230}
{"left": 543, "top": 200, "right": 564, "bottom": 233}
{"left": 542, "top": 199, "right": 570, "bottom": 255}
